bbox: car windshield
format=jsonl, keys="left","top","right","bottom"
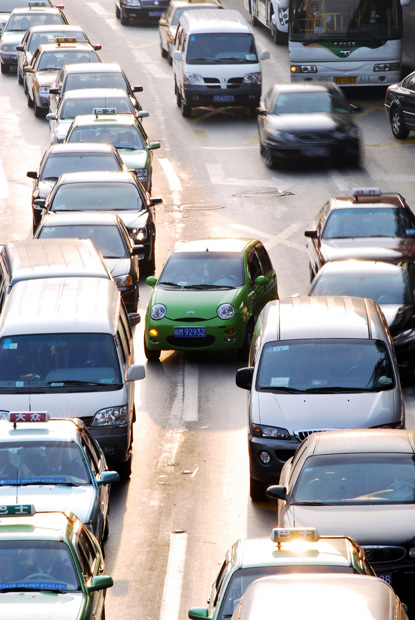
{"left": 273, "top": 91, "right": 349, "bottom": 115}
{"left": 38, "top": 224, "right": 127, "bottom": 258}
{"left": 310, "top": 272, "right": 410, "bottom": 305}
{"left": 158, "top": 252, "right": 245, "bottom": 288}
{"left": 38, "top": 50, "right": 99, "bottom": 72}
{"left": 0, "top": 333, "right": 122, "bottom": 388}
{"left": 60, "top": 97, "right": 133, "bottom": 120}
{"left": 171, "top": 6, "right": 218, "bottom": 24}
{"left": 0, "top": 540, "right": 80, "bottom": 591}
{"left": 65, "top": 72, "right": 127, "bottom": 91}
{"left": 217, "top": 565, "right": 355, "bottom": 620}
{"left": 67, "top": 124, "right": 145, "bottom": 149}
{"left": 50, "top": 181, "right": 143, "bottom": 211}
{"left": 6, "top": 12, "right": 64, "bottom": 31}
{"left": 322, "top": 207, "right": 415, "bottom": 238}
{"left": 40, "top": 152, "right": 122, "bottom": 179}
{"left": 0, "top": 440, "right": 90, "bottom": 485}
{"left": 0, "top": 0, "right": 50, "bottom": 9}
{"left": 28, "top": 30, "right": 87, "bottom": 53}
{"left": 186, "top": 33, "right": 258, "bottom": 64}
{"left": 294, "top": 453, "right": 415, "bottom": 504}
{"left": 256, "top": 339, "right": 395, "bottom": 392}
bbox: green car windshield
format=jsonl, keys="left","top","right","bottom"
{"left": 158, "top": 252, "right": 245, "bottom": 289}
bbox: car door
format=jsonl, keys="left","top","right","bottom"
{"left": 72, "top": 526, "right": 106, "bottom": 620}
{"left": 255, "top": 242, "right": 278, "bottom": 302}
{"left": 25, "top": 47, "right": 40, "bottom": 99}
{"left": 80, "top": 434, "right": 108, "bottom": 543}
{"left": 398, "top": 74, "right": 415, "bottom": 130}
{"left": 245, "top": 246, "right": 273, "bottom": 320}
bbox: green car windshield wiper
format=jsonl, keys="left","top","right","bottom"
{"left": 158, "top": 281, "right": 183, "bottom": 287}
{"left": 182, "top": 283, "right": 233, "bottom": 289}
{"left": 114, "top": 144, "right": 141, "bottom": 150}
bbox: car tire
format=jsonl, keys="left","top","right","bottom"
{"left": 0, "top": 62, "right": 10, "bottom": 75}
{"left": 259, "top": 142, "right": 275, "bottom": 168}
{"left": 144, "top": 337, "right": 161, "bottom": 361}
{"left": 168, "top": 52, "right": 172, "bottom": 66}
{"left": 27, "top": 90, "right": 34, "bottom": 108}
{"left": 115, "top": 3, "right": 120, "bottom": 18}
{"left": 250, "top": 476, "right": 268, "bottom": 501}
{"left": 34, "top": 99, "right": 44, "bottom": 118}
{"left": 161, "top": 42, "right": 167, "bottom": 58}
{"left": 181, "top": 100, "right": 191, "bottom": 118}
{"left": 176, "top": 87, "right": 181, "bottom": 108}
{"left": 17, "top": 69, "right": 23, "bottom": 85}
{"left": 271, "top": 14, "right": 287, "bottom": 45}
{"left": 23, "top": 78, "right": 28, "bottom": 94}
{"left": 120, "top": 8, "right": 129, "bottom": 25}
{"left": 391, "top": 108, "right": 409, "bottom": 139}
{"left": 143, "top": 246, "right": 156, "bottom": 275}
{"left": 117, "top": 454, "right": 132, "bottom": 479}
{"left": 308, "top": 262, "right": 314, "bottom": 283}
{"left": 237, "top": 321, "right": 254, "bottom": 361}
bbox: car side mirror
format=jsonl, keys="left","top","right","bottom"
{"left": 33, "top": 198, "right": 46, "bottom": 210}
{"left": 173, "top": 50, "right": 182, "bottom": 61}
{"left": 128, "top": 313, "right": 141, "bottom": 328}
{"left": 149, "top": 141, "right": 161, "bottom": 150}
{"left": 127, "top": 363, "right": 145, "bottom": 381}
{"left": 138, "top": 110, "right": 149, "bottom": 119}
{"left": 254, "top": 275, "right": 267, "bottom": 286}
{"left": 146, "top": 276, "right": 157, "bottom": 288}
{"left": 133, "top": 85, "right": 143, "bottom": 92}
{"left": 304, "top": 230, "right": 318, "bottom": 239}
{"left": 132, "top": 244, "right": 145, "bottom": 258}
{"left": 87, "top": 575, "right": 113, "bottom": 593}
{"left": 260, "top": 49, "right": 270, "bottom": 61}
{"left": 46, "top": 113, "right": 57, "bottom": 121}
{"left": 188, "top": 609, "right": 210, "bottom": 620}
{"left": 16, "top": 44, "right": 24, "bottom": 51}
{"left": 49, "top": 87, "right": 59, "bottom": 95}
{"left": 257, "top": 108, "right": 267, "bottom": 116}
{"left": 97, "top": 471, "right": 120, "bottom": 485}
{"left": 24, "top": 66, "right": 34, "bottom": 73}
{"left": 349, "top": 103, "right": 360, "bottom": 112}
{"left": 93, "top": 44, "right": 102, "bottom": 51}
{"left": 235, "top": 367, "right": 254, "bottom": 390}
{"left": 26, "top": 170, "right": 38, "bottom": 180}
{"left": 150, "top": 197, "right": 163, "bottom": 207}
{"left": 266, "top": 485, "right": 288, "bottom": 501}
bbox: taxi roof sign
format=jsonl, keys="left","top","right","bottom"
{"left": 0, "top": 504, "right": 35, "bottom": 516}
{"left": 271, "top": 528, "right": 319, "bottom": 544}
{"left": 352, "top": 187, "right": 381, "bottom": 197}
{"left": 28, "top": 1, "right": 48, "bottom": 6}
{"left": 93, "top": 107, "right": 117, "bottom": 116}
{"left": 55, "top": 37, "right": 77, "bottom": 44}
{"left": 9, "top": 411, "right": 49, "bottom": 423}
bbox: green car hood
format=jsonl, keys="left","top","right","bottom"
{"left": 1, "top": 31, "right": 24, "bottom": 46}
{"left": 0, "top": 591, "right": 84, "bottom": 620}
{"left": 151, "top": 287, "right": 242, "bottom": 320}
{"left": 117, "top": 148, "right": 148, "bottom": 171}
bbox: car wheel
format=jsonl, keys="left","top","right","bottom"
{"left": 259, "top": 142, "right": 275, "bottom": 168}
{"left": 120, "top": 7, "right": 129, "bottom": 25}
{"left": 117, "top": 454, "right": 132, "bottom": 479}
{"left": 181, "top": 100, "right": 191, "bottom": 118}
{"left": 271, "top": 15, "right": 286, "bottom": 45}
{"left": 143, "top": 246, "right": 156, "bottom": 275}
{"left": 27, "top": 90, "right": 34, "bottom": 108}
{"left": 250, "top": 476, "right": 268, "bottom": 501}
{"left": 176, "top": 87, "right": 181, "bottom": 108}
{"left": 23, "top": 78, "right": 28, "bottom": 94}
{"left": 161, "top": 42, "right": 167, "bottom": 58}
{"left": 308, "top": 262, "right": 314, "bottom": 283}
{"left": 34, "top": 99, "right": 44, "bottom": 118}
{"left": 17, "top": 69, "right": 23, "bottom": 85}
{"left": 168, "top": 52, "right": 172, "bottom": 66}
{"left": 0, "top": 62, "right": 10, "bottom": 75}
{"left": 237, "top": 321, "right": 254, "bottom": 361}
{"left": 144, "top": 337, "right": 161, "bottom": 361}
{"left": 115, "top": 3, "right": 120, "bottom": 18}
{"left": 391, "top": 108, "right": 409, "bottom": 139}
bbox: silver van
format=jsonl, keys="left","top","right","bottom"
{"left": 0, "top": 276, "right": 145, "bottom": 478}
{"left": 236, "top": 296, "right": 404, "bottom": 500}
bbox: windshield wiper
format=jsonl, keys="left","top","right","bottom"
{"left": 158, "top": 281, "right": 182, "bottom": 287}
{"left": 296, "top": 501, "right": 329, "bottom": 506}
{"left": 46, "top": 379, "right": 103, "bottom": 386}
{"left": 114, "top": 144, "right": 141, "bottom": 150}
{"left": 260, "top": 386, "right": 304, "bottom": 393}
{"left": 304, "top": 386, "right": 376, "bottom": 393}
{"left": 182, "top": 283, "right": 233, "bottom": 289}
{"left": 42, "top": 176, "right": 59, "bottom": 181}
{"left": 215, "top": 57, "right": 250, "bottom": 63}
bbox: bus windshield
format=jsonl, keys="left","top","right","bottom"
{"left": 290, "top": 0, "right": 402, "bottom": 41}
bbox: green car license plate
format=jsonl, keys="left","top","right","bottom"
{"left": 174, "top": 327, "right": 206, "bottom": 337}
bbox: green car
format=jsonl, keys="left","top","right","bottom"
{"left": 0, "top": 505, "right": 113, "bottom": 619}
{"left": 144, "top": 238, "right": 278, "bottom": 361}
{"left": 188, "top": 528, "right": 377, "bottom": 620}
{"left": 65, "top": 109, "right": 160, "bottom": 192}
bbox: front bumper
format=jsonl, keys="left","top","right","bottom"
{"left": 248, "top": 435, "right": 300, "bottom": 483}
{"left": 183, "top": 84, "right": 261, "bottom": 109}
{"left": 121, "top": 4, "right": 168, "bottom": 20}
{"left": 265, "top": 137, "right": 359, "bottom": 162}
{"left": 89, "top": 423, "right": 131, "bottom": 465}
{"left": 1, "top": 51, "right": 17, "bottom": 66}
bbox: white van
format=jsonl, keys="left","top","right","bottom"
{"left": 173, "top": 9, "right": 269, "bottom": 117}
{"left": 0, "top": 277, "right": 145, "bottom": 478}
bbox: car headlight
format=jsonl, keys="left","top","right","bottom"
{"left": 135, "top": 169, "right": 148, "bottom": 179}
{"left": 150, "top": 304, "right": 166, "bottom": 320}
{"left": 217, "top": 303, "right": 234, "bottom": 320}
{"left": 123, "top": 0, "right": 141, "bottom": 5}
{"left": 268, "top": 130, "right": 297, "bottom": 144}
{"left": 92, "top": 405, "right": 128, "bottom": 427}
{"left": 243, "top": 71, "right": 261, "bottom": 84}
{"left": 38, "top": 86, "right": 49, "bottom": 94}
{"left": 184, "top": 72, "right": 204, "bottom": 85}
{"left": 114, "top": 274, "right": 133, "bottom": 287}
{"left": 1, "top": 44, "right": 15, "bottom": 51}
{"left": 252, "top": 424, "right": 291, "bottom": 439}
{"left": 130, "top": 226, "right": 147, "bottom": 241}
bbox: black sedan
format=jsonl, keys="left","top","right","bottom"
{"left": 35, "top": 211, "right": 143, "bottom": 312}
{"left": 384, "top": 71, "right": 415, "bottom": 139}
{"left": 267, "top": 429, "right": 415, "bottom": 605}
{"left": 308, "top": 259, "right": 415, "bottom": 381}
{"left": 27, "top": 142, "right": 127, "bottom": 234}
{"left": 305, "top": 187, "right": 415, "bottom": 281}
{"left": 257, "top": 82, "right": 360, "bottom": 168}
{"left": 34, "top": 170, "right": 161, "bottom": 274}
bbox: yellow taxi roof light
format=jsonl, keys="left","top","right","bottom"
{"left": 55, "top": 37, "right": 77, "bottom": 44}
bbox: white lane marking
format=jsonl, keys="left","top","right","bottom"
{"left": 230, "top": 222, "right": 307, "bottom": 253}
{"left": 133, "top": 50, "right": 172, "bottom": 78}
{"left": 159, "top": 157, "right": 183, "bottom": 191}
{"left": 0, "top": 160, "right": 9, "bottom": 199}
{"left": 87, "top": 2, "right": 108, "bottom": 15}
{"left": 183, "top": 360, "right": 198, "bottom": 422}
{"left": 328, "top": 170, "right": 350, "bottom": 192}
{"left": 160, "top": 532, "right": 188, "bottom": 620}
{"left": 206, "top": 162, "right": 288, "bottom": 190}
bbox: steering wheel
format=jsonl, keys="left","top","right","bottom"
{"left": 25, "top": 572, "right": 52, "bottom": 580}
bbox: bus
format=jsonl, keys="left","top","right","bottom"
{"left": 281, "top": 0, "right": 410, "bottom": 86}
{"left": 244, "top": 0, "right": 289, "bottom": 44}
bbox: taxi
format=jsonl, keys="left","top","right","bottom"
{"left": 0, "top": 504, "right": 113, "bottom": 619}
{"left": 0, "top": 2, "right": 67, "bottom": 74}
{"left": 188, "top": 528, "right": 376, "bottom": 620}
{"left": 65, "top": 109, "right": 161, "bottom": 192}
{"left": 24, "top": 37, "right": 101, "bottom": 118}
{"left": 0, "top": 412, "right": 119, "bottom": 544}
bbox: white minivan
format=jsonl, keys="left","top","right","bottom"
{"left": 0, "top": 276, "right": 144, "bottom": 478}
{"left": 173, "top": 9, "right": 269, "bottom": 117}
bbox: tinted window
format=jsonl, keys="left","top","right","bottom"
{"left": 159, "top": 252, "right": 245, "bottom": 288}
{"left": 186, "top": 33, "right": 258, "bottom": 64}
{"left": 67, "top": 124, "right": 145, "bottom": 149}
{"left": 60, "top": 95, "right": 133, "bottom": 119}
{"left": 310, "top": 272, "right": 410, "bottom": 305}
{"left": 273, "top": 90, "right": 348, "bottom": 115}
{"left": 40, "top": 152, "right": 122, "bottom": 179}
{"left": 65, "top": 72, "right": 127, "bottom": 91}
{"left": 50, "top": 182, "right": 144, "bottom": 212}
{"left": 323, "top": 207, "right": 415, "bottom": 238}
{"left": 38, "top": 223, "right": 127, "bottom": 258}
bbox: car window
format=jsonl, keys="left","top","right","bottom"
{"left": 72, "top": 529, "right": 96, "bottom": 579}
{"left": 40, "top": 152, "right": 123, "bottom": 180}
{"left": 49, "top": 181, "right": 144, "bottom": 212}
{"left": 311, "top": 272, "right": 410, "bottom": 305}
{"left": 255, "top": 243, "right": 273, "bottom": 276}
{"left": 247, "top": 248, "right": 261, "bottom": 282}
{"left": 80, "top": 438, "right": 98, "bottom": 475}
{"left": 158, "top": 252, "right": 245, "bottom": 288}
{"left": 322, "top": 207, "right": 415, "bottom": 238}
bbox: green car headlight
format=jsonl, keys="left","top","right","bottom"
{"left": 150, "top": 304, "right": 166, "bottom": 320}
{"left": 217, "top": 303, "right": 234, "bottom": 320}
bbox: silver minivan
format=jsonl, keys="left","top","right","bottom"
{"left": 236, "top": 296, "right": 404, "bottom": 500}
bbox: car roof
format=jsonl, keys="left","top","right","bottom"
{"left": 305, "top": 428, "right": 415, "bottom": 456}
{"left": 173, "top": 238, "right": 256, "bottom": 254}
{"left": 270, "top": 82, "right": 339, "bottom": 95}
{"left": 170, "top": 0, "right": 222, "bottom": 7}
{"left": 326, "top": 193, "right": 408, "bottom": 212}
{"left": 2, "top": 238, "right": 110, "bottom": 285}
{"left": 179, "top": 8, "right": 251, "bottom": 32}
{"left": 0, "top": 277, "right": 121, "bottom": 336}
{"left": 0, "top": 417, "right": 85, "bottom": 443}
{"left": 60, "top": 62, "right": 125, "bottom": 75}
{"left": 70, "top": 112, "right": 137, "bottom": 127}
{"left": 53, "top": 170, "right": 137, "bottom": 185}
{"left": 315, "top": 259, "right": 407, "bottom": 277}
{"left": 39, "top": 211, "right": 124, "bottom": 227}
{"left": 45, "top": 142, "right": 120, "bottom": 155}
{"left": 60, "top": 87, "right": 130, "bottom": 100}
{"left": 36, "top": 41, "right": 97, "bottom": 53}
{"left": 26, "top": 24, "right": 86, "bottom": 34}
{"left": 258, "top": 296, "right": 387, "bottom": 341}
{"left": 0, "top": 510, "right": 76, "bottom": 540}
{"left": 10, "top": 6, "right": 62, "bottom": 14}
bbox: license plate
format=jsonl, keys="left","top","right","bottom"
{"left": 335, "top": 76, "right": 356, "bottom": 84}
{"left": 10, "top": 55, "right": 17, "bottom": 61}
{"left": 378, "top": 573, "right": 392, "bottom": 585}
{"left": 174, "top": 327, "right": 206, "bottom": 337}
{"left": 149, "top": 11, "right": 163, "bottom": 16}
{"left": 214, "top": 95, "right": 235, "bottom": 103}
{"left": 302, "top": 147, "right": 329, "bottom": 157}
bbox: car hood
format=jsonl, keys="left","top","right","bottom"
{"left": 151, "top": 287, "right": 242, "bottom": 319}
{"left": 252, "top": 391, "right": 401, "bottom": 429}
{"left": 265, "top": 113, "right": 351, "bottom": 132}
{"left": 1, "top": 31, "right": 24, "bottom": 45}
{"left": 37, "top": 179, "right": 57, "bottom": 200}
{"left": 117, "top": 148, "right": 148, "bottom": 171}
{"left": 36, "top": 71, "right": 59, "bottom": 87}
{"left": 104, "top": 257, "right": 132, "bottom": 278}
{"left": 319, "top": 238, "right": 415, "bottom": 262}
{"left": 0, "top": 485, "right": 95, "bottom": 523}
{"left": 0, "top": 591, "right": 84, "bottom": 619}
{"left": 285, "top": 504, "right": 415, "bottom": 546}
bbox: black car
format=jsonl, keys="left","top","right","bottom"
{"left": 384, "top": 71, "right": 415, "bottom": 139}
{"left": 115, "top": 0, "right": 170, "bottom": 25}
{"left": 257, "top": 82, "right": 360, "bottom": 168}
{"left": 27, "top": 142, "right": 128, "bottom": 234}
{"left": 304, "top": 187, "right": 415, "bottom": 281}
{"left": 35, "top": 211, "right": 143, "bottom": 312}
{"left": 34, "top": 170, "right": 162, "bottom": 274}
